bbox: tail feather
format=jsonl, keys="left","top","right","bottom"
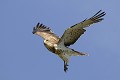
{"left": 71, "top": 49, "right": 89, "bottom": 56}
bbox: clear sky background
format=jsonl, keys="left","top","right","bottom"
{"left": 0, "top": 0, "right": 120, "bottom": 80}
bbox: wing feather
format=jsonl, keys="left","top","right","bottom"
{"left": 59, "top": 10, "right": 106, "bottom": 46}
{"left": 33, "top": 23, "right": 60, "bottom": 43}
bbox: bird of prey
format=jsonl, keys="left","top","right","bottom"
{"left": 32, "top": 10, "right": 106, "bottom": 72}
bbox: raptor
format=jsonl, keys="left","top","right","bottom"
{"left": 32, "top": 10, "right": 106, "bottom": 72}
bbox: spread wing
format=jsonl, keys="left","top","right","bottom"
{"left": 59, "top": 10, "right": 106, "bottom": 46}
{"left": 32, "top": 23, "right": 60, "bottom": 43}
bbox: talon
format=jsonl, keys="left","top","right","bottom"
{"left": 64, "top": 61, "right": 69, "bottom": 72}
{"left": 64, "top": 66, "right": 68, "bottom": 72}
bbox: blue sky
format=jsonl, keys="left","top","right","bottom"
{"left": 0, "top": 0, "right": 120, "bottom": 80}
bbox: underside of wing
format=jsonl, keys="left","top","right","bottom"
{"left": 32, "top": 23, "right": 60, "bottom": 43}
{"left": 59, "top": 10, "right": 106, "bottom": 46}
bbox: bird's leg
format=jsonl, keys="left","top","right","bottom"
{"left": 64, "top": 61, "right": 69, "bottom": 72}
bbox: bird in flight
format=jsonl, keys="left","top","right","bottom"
{"left": 32, "top": 10, "right": 106, "bottom": 72}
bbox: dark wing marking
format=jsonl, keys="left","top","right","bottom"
{"left": 59, "top": 10, "right": 106, "bottom": 46}
{"left": 33, "top": 23, "right": 60, "bottom": 43}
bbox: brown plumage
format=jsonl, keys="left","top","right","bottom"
{"left": 32, "top": 10, "right": 106, "bottom": 72}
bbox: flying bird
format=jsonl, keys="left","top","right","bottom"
{"left": 32, "top": 10, "right": 106, "bottom": 72}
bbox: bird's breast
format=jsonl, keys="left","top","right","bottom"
{"left": 44, "top": 42, "right": 55, "bottom": 53}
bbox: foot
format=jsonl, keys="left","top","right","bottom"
{"left": 64, "top": 61, "right": 69, "bottom": 72}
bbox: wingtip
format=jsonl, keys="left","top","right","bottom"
{"left": 36, "top": 22, "right": 40, "bottom": 27}
{"left": 92, "top": 10, "right": 106, "bottom": 18}
{"left": 32, "top": 27, "right": 36, "bottom": 34}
